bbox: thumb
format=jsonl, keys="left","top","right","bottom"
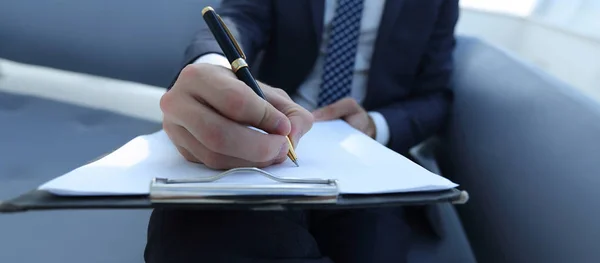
{"left": 256, "top": 100, "right": 292, "bottom": 136}
{"left": 265, "top": 89, "right": 314, "bottom": 147}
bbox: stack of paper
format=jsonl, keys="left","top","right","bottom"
{"left": 39, "top": 120, "right": 458, "bottom": 196}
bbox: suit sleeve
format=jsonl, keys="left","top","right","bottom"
{"left": 183, "top": 0, "right": 274, "bottom": 68}
{"left": 376, "top": 0, "right": 458, "bottom": 154}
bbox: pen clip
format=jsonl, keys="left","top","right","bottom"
{"left": 216, "top": 14, "right": 246, "bottom": 60}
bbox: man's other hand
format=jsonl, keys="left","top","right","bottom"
{"left": 312, "top": 98, "right": 376, "bottom": 139}
{"left": 160, "top": 64, "right": 313, "bottom": 169}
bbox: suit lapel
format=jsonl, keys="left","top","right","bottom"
{"left": 375, "top": 0, "right": 406, "bottom": 45}
{"left": 308, "top": 0, "right": 325, "bottom": 45}
{"left": 365, "top": 0, "right": 407, "bottom": 109}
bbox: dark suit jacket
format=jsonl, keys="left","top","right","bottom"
{"left": 183, "top": 0, "right": 459, "bottom": 154}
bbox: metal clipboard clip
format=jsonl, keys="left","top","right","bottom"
{"left": 149, "top": 167, "right": 339, "bottom": 204}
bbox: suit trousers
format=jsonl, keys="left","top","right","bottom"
{"left": 144, "top": 207, "right": 418, "bottom": 263}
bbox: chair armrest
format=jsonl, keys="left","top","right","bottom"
{"left": 409, "top": 137, "right": 443, "bottom": 175}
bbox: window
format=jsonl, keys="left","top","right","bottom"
{"left": 459, "top": 0, "right": 541, "bottom": 17}
{"left": 461, "top": 0, "right": 600, "bottom": 40}
{"left": 532, "top": 0, "right": 600, "bottom": 39}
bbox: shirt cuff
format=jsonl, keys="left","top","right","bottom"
{"left": 368, "top": 111, "right": 390, "bottom": 145}
{"left": 193, "top": 53, "right": 231, "bottom": 69}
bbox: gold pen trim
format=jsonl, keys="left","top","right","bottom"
{"left": 285, "top": 136, "right": 299, "bottom": 167}
{"left": 231, "top": 58, "right": 248, "bottom": 73}
{"left": 286, "top": 137, "right": 297, "bottom": 160}
{"left": 201, "top": 6, "right": 214, "bottom": 16}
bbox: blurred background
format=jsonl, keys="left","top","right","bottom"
{"left": 458, "top": 0, "right": 600, "bottom": 101}
{"left": 2, "top": 0, "right": 599, "bottom": 101}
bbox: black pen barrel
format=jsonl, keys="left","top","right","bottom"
{"left": 236, "top": 67, "right": 266, "bottom": 100}
{"left": 202, "top": 9, "right": 242, "bottom": 62}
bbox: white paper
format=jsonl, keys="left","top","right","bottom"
{"left": 39, "top": 120, "right": 458, "bottom": 196}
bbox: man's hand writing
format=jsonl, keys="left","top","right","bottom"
{"left": 312, "top": 98, "right": 376, "bottom": 139}
{"left": 160, "top": 64, "right": 313, "bottom": 169}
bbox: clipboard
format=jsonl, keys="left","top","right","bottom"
{"left": 1, "top": 121, "right": 469, "bottom": 213}
{"left": 0, "top": 167, "right": 468, "bottom": 213}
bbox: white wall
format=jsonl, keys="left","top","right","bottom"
{"left": 456, "top": 8, "right": 600, "bottom": 100}
{"left": 518, "top": 21, "right": 600, "bottom": 96}
{"left": 456, "top": 10, "right": 526, "bottom": 51}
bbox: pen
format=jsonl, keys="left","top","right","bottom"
{"left": 201, "top": 6, "right": 299, "bottom": 167}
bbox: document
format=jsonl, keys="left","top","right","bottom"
{"left": 39, "top": 120, "right": 458, "bottom": 196}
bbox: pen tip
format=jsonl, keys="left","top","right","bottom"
{"left": 292, "top": 159, "right": 299, "bottom": 167}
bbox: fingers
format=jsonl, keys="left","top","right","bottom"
{"left": 265, "top": 87, "right": 314, "bottom": 147}
{"left": 343, "top": 113, "right": 375, "bottom": 138}
{"left": 161, "top": 88, "right": 289, "bottom": 163}
{"left": 162, "top": 63, "right": 312, "bottom": 169}
{"left": 165, "top": 122, "right": 280, "bottom": 169}
{"left": 180, "top": 64, "right": 291, "bottom": 136}
{"left": 344, "top": 113, "right": 368, "bottom": 132}
{"left": 312, "top": 97, "right": 361, "bottom": 121}
{"left": 175, "top": 145, "right": 200, "bottom": 163}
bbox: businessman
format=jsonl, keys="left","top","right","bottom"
{"left": 145, "top": 0, "right": 459, "bottom": 262}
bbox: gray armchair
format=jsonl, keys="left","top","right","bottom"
{"left": 414, "top": 36, "right": 600, "bottom": 262}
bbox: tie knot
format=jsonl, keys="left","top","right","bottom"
{"left": 333, "top": 0, "right": 364, "bottom": 23}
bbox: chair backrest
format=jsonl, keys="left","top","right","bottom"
{"left": 439, "top": 36, "right": 600, "bottom": 263}
{"left": 0, "top": 0, "right": 221, "bottom": 88}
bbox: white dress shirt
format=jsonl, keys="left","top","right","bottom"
{"left": 195, "top": 0, "right": 389, "bottom": 145}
